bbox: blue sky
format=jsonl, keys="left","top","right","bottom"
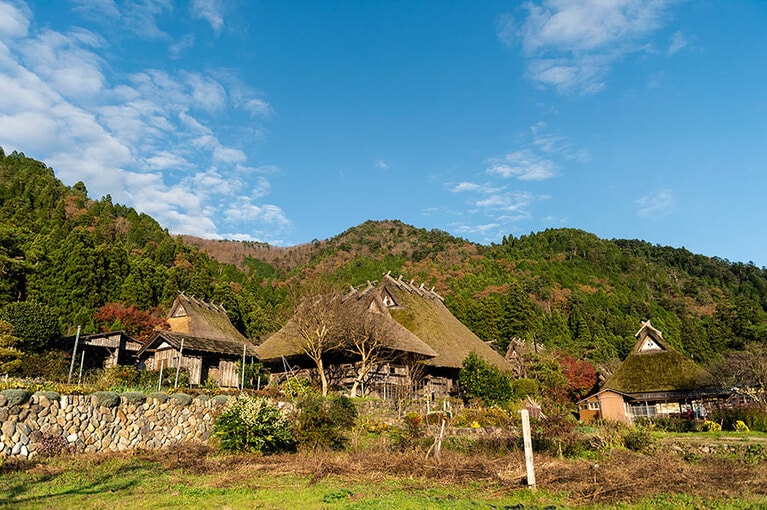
{"left": 1, "top": 1, "right": 766, "bottom": 267}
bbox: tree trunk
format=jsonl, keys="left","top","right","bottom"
{"left": 317, "top": 357, "right": 329, "bottom": 396}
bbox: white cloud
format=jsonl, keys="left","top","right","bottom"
{"left": 636, "top": 188, "right": 674, "bottom": 219}
{"left": 191, "top": 0, "right": 224, "bottom": 33}
{"left": 473, "top": 191, "right": 538, "bottom": 214}
{"left": 487, "top": 150, "right": 558, "bottom": 180}
{"left": 0, "top": 1, "right": 287, "bottom": 244}
{"left": 453, "top": 222, "right": 502, "bottom": 237}
{"left": 500, "top": 0, "right": 676, "bottom": 94}
{"left": 449, "top": 181, "right": 502, "bottom": 194}
{"left": 169, "top": 34, "right": 195, "bottom": 58}
{"left": 0, "top": 1, "right": 29, "bottom": 38}
{"left": 374, "top": 159, "right": 389, "bottom": 170}
{"left": 668, "top": 30, "right": 687, "bottom": 55}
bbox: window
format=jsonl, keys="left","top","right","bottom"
{"left": 588, "top": 401, "right": 600, "bottom": 411}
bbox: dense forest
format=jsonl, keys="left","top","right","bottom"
{"left": 2, "top": 147, "right": 766, "bottom": 371}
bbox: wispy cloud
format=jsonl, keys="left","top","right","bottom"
{"left": 72, "top": 0, "right": 174, "bottom": 40}
{"left": 0, "top": 1, "right": 286, "bottom": 243}
{"left": 374, "top": 159, "right": 390, "bottom": 170}
{"left": 636, "top": 188, "right": 674, "bottom": 219}
{"left": 191, "top": 0, "right": 224, "bottom": 33}
{"left": 486, "top": 150, "right": 558, "bottom": 181}
{"left": 486, "top": 122, "right": 587, "bottom": 181}
{"left": 667, "top": 30, "right": 687, "bottom": 55}
{"left": 499, "top": 0, "right": 678, "bottom": 94}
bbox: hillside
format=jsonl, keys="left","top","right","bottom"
{"left": 1, "top": 148, "right": 766, "bottom": 366}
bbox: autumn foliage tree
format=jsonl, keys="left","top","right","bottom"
{"left": 558, "top": 354, "right": 598, "bottom": 401}
{"left": 94, "top": 302, "right": 167, "bottom": 342}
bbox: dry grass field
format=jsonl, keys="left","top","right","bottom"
{"left": 2, "top": 441, "right": 766, "bottom": 509}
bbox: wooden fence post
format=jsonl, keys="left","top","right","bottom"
{"left": 520, "top": 408, "right": 537, "bottom": 491}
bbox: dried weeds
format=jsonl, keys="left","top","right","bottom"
{"left": 9, "top": 442, "right": 767, "bottom": 505}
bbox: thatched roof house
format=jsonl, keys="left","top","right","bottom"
{"left": 579, "top": 320, "right": 724, "bottom": 423}
{"left": 257, "top": 273, "right": 509, "bottom": 390}
{"left": 604, "top": 320, "right": 715, "bottom": 394}
{"left": 137, "top": 294, "right": 257, "bottom": 387}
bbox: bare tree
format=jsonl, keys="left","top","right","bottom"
{"left": 393, "top": 353, "right": 428, "bottom": 417}
{"left": 345, "top": 311, "right": 392, "bottom": 398}
{"left": 709, "top": 343, "right": 767, "bottom": 406}
{"left": 291, "top": 282, "right": 346, "bottom": 396}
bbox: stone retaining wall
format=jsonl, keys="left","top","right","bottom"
{"left": 0, "top": 392, "right": 228, "bottom": 458}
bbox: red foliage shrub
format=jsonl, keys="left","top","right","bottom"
{"left": 94, "top": 303, "right": 168, "bottom": 341}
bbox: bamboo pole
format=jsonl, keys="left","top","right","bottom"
{"left": 67, "top": 325, "right": 81, "bottom": 384}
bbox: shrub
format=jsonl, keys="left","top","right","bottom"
{"left": 702, "top": 420, "right": 722, "bottom": 432}
{"left": 149, "top": 392, "right": 169, "bottom": 403}
{"left": 213, "top": 394, "right": 295, "bottom": 454}
{"left": 281, "top": 378, "right": 315, "bottom": 398}
{"left": 19, "top": 351, "right": 70, "bottom": 382}
{"left": 453, "top": 406, "right": 514, "bottom": 428}
{"left": 92, "top": 391, "right": 120, "bottom": 407}
{"left": 744, "top": 443, "right": 765, "bottom": 464}
{"left": 33, "top": 390, "right": 60, "bottom": 401}
{"left": 96, "top": 365, "right": 140, "bottom": 390}
{"left": 634, "top": 416, "right": 699, "bottom": 433}
{"left": 622, "top": 427, "right": 654, "bottom": 452}
{"left": 735, "top": 420, "right": 750, "bottom": 432}
{"left": 387, "top": 411, "right": 429, "bottom": 452}
{"left": 512, "top": 378, "right": 539, "bottom": 400}
{"left": 1, "top": 388, "right": 31, "bottom": 406}
{"left": 711, "top": 405, "right": 767, "bottom": 432}
{"left": 213, "top": 395, "right": 230, "bottom": 405}
{"left": 121, "top": 391, "right": 146, "bottom": 405}
{"left": 170, "top": 393, "right": 193, "bottom": 406}
{"left": 458, "top": 352, "right": 513, "bottom": 407}
{"left": 291, "top": 394, "right": 357, "bottom": 450}
{"left": 355, "top": 416, "right": 392, "bottom": 435}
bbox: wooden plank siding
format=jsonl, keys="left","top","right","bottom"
{"left": 218, "top": 360, "right": 239, "bottom": 388}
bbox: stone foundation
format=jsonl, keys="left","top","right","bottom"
{"left": 0, "top": 391, "right": 228, "bottom": 458}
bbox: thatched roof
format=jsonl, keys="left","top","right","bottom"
{"left": 256, "top": 280, "right": 438, "bottom": 362}
{"left": 256, "top": 273, "right": 509, "bottom": 371}
{"left": 380, "top": 274, "right": 509, "bottom": 370}
{"left": 166, "top": 293, "right": 248, "bottom": 343}
{"left": 137, "top": 294, "right": 257, "bottom": 357}
{"left": 604, "top": 320, "right": 716, "bottom": 394}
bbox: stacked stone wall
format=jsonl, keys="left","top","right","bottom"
{"left": 0, "top": 391, "right": 228, "bottom": 458}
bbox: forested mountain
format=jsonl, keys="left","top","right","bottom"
{"left": 2, "top": 148, "right": 766, "bottom": 368}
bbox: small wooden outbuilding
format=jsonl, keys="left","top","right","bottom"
{"left": 57, "top": 330, "right": 143, "bottom": 370}
{"left": 137, "top": 294, "right": 257, "bottom": 387}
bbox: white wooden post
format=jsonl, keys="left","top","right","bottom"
{"left": 240, "top": 344, "right": 247, "bottom": 390}
{"left": 520, "top": 409, "right": 537, "bottom": 491}
{"left": 77, "top": 350, "right": 85, "bottom": 385}
{"left": 174, "top": 339, "right": 184, "bottom": 388}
